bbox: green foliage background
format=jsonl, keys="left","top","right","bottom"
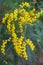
{"left": 0, "top": 0, "right": 43, "bottom": 65}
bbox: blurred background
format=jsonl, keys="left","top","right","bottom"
{"left": 0, "top": 0, "right": 43, "bottom": 65}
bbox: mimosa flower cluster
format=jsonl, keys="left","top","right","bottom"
{"left": 1, "top": 2, "right": 43, "bottom": 60}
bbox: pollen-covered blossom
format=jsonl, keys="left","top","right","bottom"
{"left": 13, "top": 9, "right": 19, "bottom": 20}
{"left": 26, "top": 39, "right": 35, "bottom": 51}
{"left": 1, "top": 2, "right": 43, "bottom": 60}
{"left": 20, "top": 2, "right": 30, "bottom": 8}
{"left": 1, "top": 38, "right": 11, "bottom": 55}
{"left": 2, "top": 13, "right": 9, "bottom": 23}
